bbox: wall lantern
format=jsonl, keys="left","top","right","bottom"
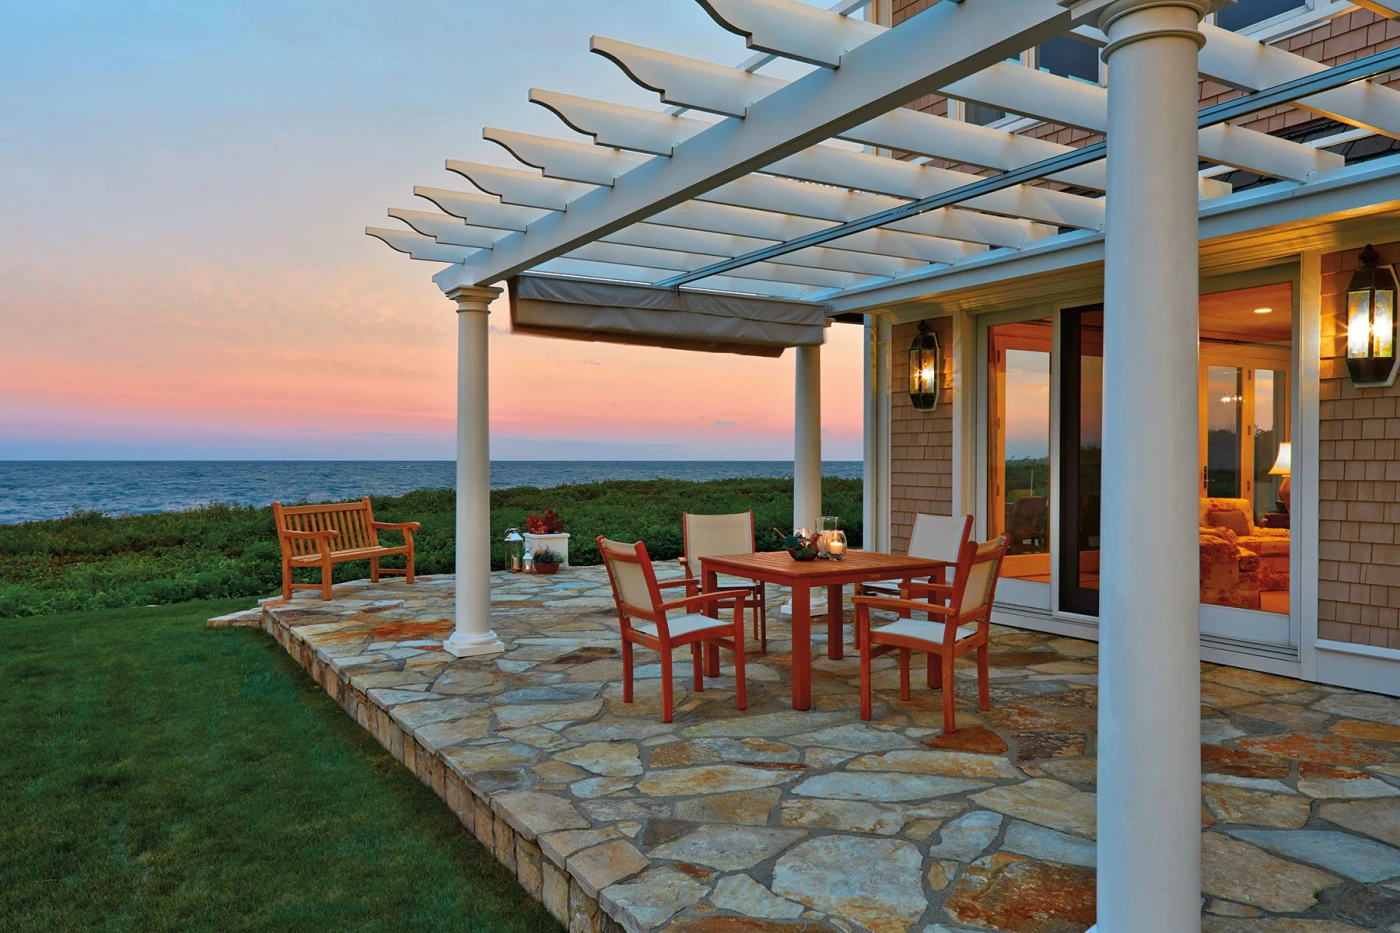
{"left": 1346, "top": 244, "right": 1400, "bottom": 388}
{"left": 908, "top": 320, "right": 941, "bottom": 412}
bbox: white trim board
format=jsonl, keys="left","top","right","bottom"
{"left": 1316, "top": 638, "right": 1400, "bottom": 697}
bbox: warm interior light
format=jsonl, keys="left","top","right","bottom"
{"left": 1268, "top": 442, "right": 1292, "bottom": 477}
{"left": 1253, "top": 307, "right": 1273, "bottom": 314}
{"left": 919, "top": 366, "right": 937, "bottom": 385}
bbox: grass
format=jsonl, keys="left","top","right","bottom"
{"left": 0, "top": 599, "right": 560, "bottom": 933}
{"left": 0, "top": 476, "right": 863, "bottom": 617}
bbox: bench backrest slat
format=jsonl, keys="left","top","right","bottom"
{"left": 272, "top": 498, "right": 379, "bottom": 558}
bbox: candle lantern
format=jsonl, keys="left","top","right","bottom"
{"left": 1346, "top": 245, "right": 1400, "bottom": 387}
{"left": 504, "top": 527, "right": 525, "bottom": 573}
{"left": 908, "top": 320, "right": 941, "bottom": 412}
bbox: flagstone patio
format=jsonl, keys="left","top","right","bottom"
{"left": 249, "top": 566, "right": 1400, "bottom": 933}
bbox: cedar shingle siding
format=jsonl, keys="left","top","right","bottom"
{"left": 1318, "top": 243, "right": 1400, "bottom": 650}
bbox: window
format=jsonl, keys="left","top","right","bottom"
{"left": 1035, "top": 36, "right": 1100, "bottom": 84}
{"left": 965, "top": 102, "right": 1009, "bottom": 126}
{"left": 1215, "top": 0, "right": 1309, "bottom": 32}
{"left": 988, "top": 319, "right": 1054, "bottom": 583}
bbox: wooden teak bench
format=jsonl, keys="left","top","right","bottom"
{"left": 272, "top": 497, "right": 420, "bottom": 600}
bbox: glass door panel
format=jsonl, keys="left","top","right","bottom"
{"left": 1205, "top": 365, "right": 1247, "bottom": 499}
{"left": 1059, "top": 306, "right": 1102, "bottom": 616}
{"left": 988, "top": 319, "right": 1053, "bottom": 585}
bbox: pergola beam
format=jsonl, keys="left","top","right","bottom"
{"left": 442, "top": 0, "right": 1075, "bottom": 288}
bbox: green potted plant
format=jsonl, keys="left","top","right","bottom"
{"left": 532, "top": 547, "right": 565, "bottom": 575}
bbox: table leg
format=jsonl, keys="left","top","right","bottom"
{"left": 791, "top": 581, "right": 812, "bottom": 710}
{"left": 826, "top": 583, "right": 844, "bottom": 661}
{"left": 704, "top": 569, "right": 721, "bottom": 677}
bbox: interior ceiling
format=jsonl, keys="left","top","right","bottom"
{"left": 1199, "top": 282, "right": 1294, "bottom": 345}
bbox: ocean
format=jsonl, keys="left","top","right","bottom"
{"left": 0, "top": 461, "right": 864, "bottom": 525}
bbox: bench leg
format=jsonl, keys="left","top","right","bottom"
{"left": 370, "top": 556, "right": 380, "bottom": 583}
{"left": 281, "top": 559, "right": 293, "bottom": 601}
{"left": 405, "top": 548, "right": 415, "bottom": 585}
{"left": 321, "top": 556, "right": 334, "bottom": 600}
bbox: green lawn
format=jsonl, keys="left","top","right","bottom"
{"left": 0, "top": 598, "right": 560, "bottom": 933}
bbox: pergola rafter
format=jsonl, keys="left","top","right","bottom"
{"left": 369, "top": 0, "right": 1400, "bottom": 303}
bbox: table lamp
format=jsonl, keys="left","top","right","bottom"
{"left": 1268, "top": 443, "right": 1292, "bottom": 512}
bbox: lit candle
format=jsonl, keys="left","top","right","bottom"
{"left": 828, "top": 540, "right": 846, "bottom": 557}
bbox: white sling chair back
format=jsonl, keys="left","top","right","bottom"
{"left": 861, "top": 512, "right": 973, "bottom": 598}
{"left": 681, "top": 511, "right": 769, "bottom": 651}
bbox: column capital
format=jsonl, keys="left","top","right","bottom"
{"left": 446, "top": 284, "right": 503, "bottom": 313}
{"left": 1061, "top": 0, "right": 1223, "bottom": 55}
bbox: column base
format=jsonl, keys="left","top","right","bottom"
{"left": 444, "top": 630, "right": 507, "bottom": 658}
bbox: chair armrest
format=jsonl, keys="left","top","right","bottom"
{"left": 282, "top": 529, "right": 339, "bottom": 540}
{"left": 902, "top": 581, "right": 953, "bottom": 597}
{"left": 658, "top": 589, "right": 751, "bottom": 613}
{"left": 371, "top": 521, "right": 421, "bottom": 531}
{"left": 657, "top": 577, "right": 700, "bottom": 592}
{"left": 851, "top": 594, "right": 953, "bottom": 617}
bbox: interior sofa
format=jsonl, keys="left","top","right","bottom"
{"left": 1199, "top": 497, "right": 1290, "bottom": 610}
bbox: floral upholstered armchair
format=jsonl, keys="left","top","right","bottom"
{"left": 1198, "top": 498, "right": 1290, "bottom": 609}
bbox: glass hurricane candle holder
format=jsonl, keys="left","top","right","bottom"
{"left": 815, "top": 516, "right": 841, "bottom": 558}
{"left": 826, "top": 529, "right": 848, "bottom": 560}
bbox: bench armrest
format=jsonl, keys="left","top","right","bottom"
{"left": 282, "top": 529, "right": 339, "bottom": 541}
{"left": 372, "top": 521, "right": 421, "bottom": 531}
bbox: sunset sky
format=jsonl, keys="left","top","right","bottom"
{"left": 0, "top": 0, "right": 864, "bottom": 461}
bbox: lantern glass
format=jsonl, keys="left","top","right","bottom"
{"left": 1347, "top": 289, "right": 1372, "bottom": 358}
{"left": 907, "top": 321, "right": 941, "bottom": 412}
{"left": 1375, "top": 289, "right": 1395, "bottom": 358}
{"left": 504, "top": 527, "right": 525, "bottom": 573}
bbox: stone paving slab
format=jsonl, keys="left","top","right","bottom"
{"left": 254, "top": 568, "right": 1400, "bottom": 933}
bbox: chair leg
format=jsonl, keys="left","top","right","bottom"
{"left": 758, "top": 591, "right": 768, "bottom": 654}
{"left": 370, "top": 556, "right": 380, "bottom": 583}
{"left": 942, "top": 650, "right": 958, "bottom": 735}
{"left": 621, "top": 639, "right": 634, "bottom": 704}
{"left": 899, "top": 648, "right": 912, "bottom": 701}
{"left": 733, "top": 633, "right": 747, "bottom": 711}
{"left": 860, "top": 633, "right": 874, "bottom": 721}
{"left": 692, "top": 643, "right": 704, "bottom": 692}
{"left": 661, "top": 648, "right": 675, "bottom": 724}
{"left": 929, "top": 652, "right": 943, "bottom": 689}
{"left": 977, "top": 642, "right": 991, "bottom": 712}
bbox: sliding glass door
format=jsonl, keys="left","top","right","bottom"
{"left": 1058, "top": 306, "right": 1103, "bottom": 617}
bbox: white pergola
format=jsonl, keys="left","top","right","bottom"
{"left": 370, "top": 1, "right": 1400, "bottom": 929}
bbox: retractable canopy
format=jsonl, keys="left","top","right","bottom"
{"left": 370, "top": 0, "right": 1400, "bottom": 348}
{"left": 508, "top": 273, "right": 826, "bottom": 357}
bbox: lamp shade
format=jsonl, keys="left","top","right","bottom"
{"left": 1268, "top": 442, "right": 1291, "bottom": 477}
{"left": 1346, "top": 245, "right": 1399, "bottom": 387}
{"left": 907, "top": 320, "right": 941, "bottom": 412}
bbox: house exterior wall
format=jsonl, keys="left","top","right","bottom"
{"left": 889, "top": 316, "right": 954, "bottom": 555}
{"left": 1317, "top": 241, "right": 1400, "bottom": 651}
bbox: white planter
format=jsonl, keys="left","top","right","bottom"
{"left": 524, "top": 532, "right": 571, "bottom": 568}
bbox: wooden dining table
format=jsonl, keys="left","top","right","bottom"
{"left": 698, "top": 550, "right": 952, "bottom": 711}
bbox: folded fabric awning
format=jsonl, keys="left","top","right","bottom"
{"left": 507, "top": 274, "right": 829, "bottom": 358}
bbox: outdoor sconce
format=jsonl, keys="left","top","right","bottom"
{"left": 1346, "top": 244, "right": 1400, "bottom": 388}
{"left": 908, "top": 320, "right": 941, "bottom": 412}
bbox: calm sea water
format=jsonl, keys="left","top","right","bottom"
{"left": 0, "top": 461, "right": 863, "bottom": 525}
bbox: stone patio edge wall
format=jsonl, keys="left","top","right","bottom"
{"left": 259, "top": 607, "right": 625, "bottom": 933}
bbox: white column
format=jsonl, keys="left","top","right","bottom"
{"left": 794, "top": 342, "right": 823, "bottom": 531}
{"left": 784, "top": 341, "right": 825, "bottom": 617}
{"left": 443, "top": 285, "right": 506, "bottom": 658}
{"left": 1066, "top": 2, "right": 1210, "bottom": 930}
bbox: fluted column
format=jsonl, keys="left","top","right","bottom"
{"left": 1064, "top": 1, "right": 1211, "bottom": 930}
{"left": 443, "top": 285, "right": 506, "bottom": 658}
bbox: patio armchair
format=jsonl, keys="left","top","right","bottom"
{"left": 598, "top": 536, "right": 749, "bottom": 724}
{"left": 858, "top": 512, "right": 973, "bottom": 601}
{"left": 853, "top": 534, "right": 1010, "bottom": 734}
{"left": 680, "top": 511, "right": 769, "bottom": 651}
